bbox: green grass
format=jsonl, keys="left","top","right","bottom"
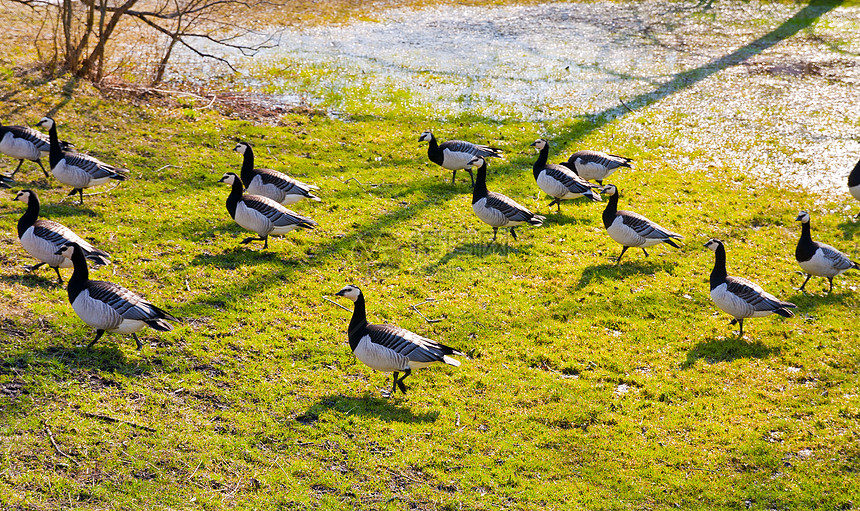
{"left": 2, "top": 7, "right": 860, "bottom": 511}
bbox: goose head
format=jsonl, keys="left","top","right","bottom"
{"left": 530, "top": 139, "right": 548, "bottom": 151}
{"left": 795, "top": 210, "right": 810, "bottom": 223}
{"left": 218, "top": 172, "right": 240, "bottom": 185}
{"left": 14, "top": 189, "right": 33, "bottom": 203}
{"left": 54, "top": 242, "right": 79, "bottom": 258}
{"left": 36, "top": 117, "right": 55, "bottom": 130}
{"left": 704, "top": 239, "right": 724, "bottom": 252}
{"left": 418, "top": 130, "right": 433, "bottom": 143}
{"left": 335, "top": 285, "right": 362, "bottom": 302}
{"left": 233, "top": 141, "right": 251, "bottom": 154}
{"left": 469, "top": 156, "right": 485, "bottom": 168}
{"left": 601, "top": 184, "right": 618, "bottom": 196}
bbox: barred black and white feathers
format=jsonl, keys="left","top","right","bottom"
{"left": 601, "top": 184, "right": 682, "bottom": 263}
{"left": 55, "top": 242, "right": 177, "bottom": 350}
{"left": 562, "top": 149, "right": 632, "bottom": 185}
{"left": 530, "top": 139, "right": 600, "bottom": 212}
{"left": 471, "top": 157, "right": 544, "bottom": 241}
{"left": 36, "top": 117, "right": 127, "bottom": 204}
{"left": 234, "top": 141, "right": 321, "bottom": 205}
{"left": 0, "top": 121, "right": 54, "bottom": 179}
{"left": 218, "top": 172, "right": 317, "bottom": 249}
{"left": 335, "top": 285, "right": 462, "bottom": 395}
{"left": 849, "top": 158, "right": 860, "bottom": 211}
{"left": 14, "top": 189, "right": 110, "bottom": 283}
{"left": 795, "top": 211, "right": 858, "bottom": 294}
{"left": 704, "top": 239, "right": 796, "bottom": 337}
{"left": 419, "top": 130, "right": 502, "bottom": 186}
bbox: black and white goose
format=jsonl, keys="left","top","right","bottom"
{"left": 704, "top": 239, "right": 796, "bottom": 337}
{"left": 601, "top": 184, "right": 682, "bottom": 263}
{"left": 55, "top": 242, "right": 178, "bottom": 350}
{"left": 795, "top": 210, "right": 858, "bottom": 294}
{"left": 849, "top": 158, "right": 860, "bottom": 216}
{"left": 334, "top": 285, "right": 462, "bottom": 396}
{"left": 0, "top": 121, "right": 55, "bottom": 179}
{"left": 530, "top": 139, "right": 600, "bottom": 212}
{"left": 218, "top": 172, "right": 317, "bottom": 249}
{"left": 13, "top": 189, "right": 110, "bottom": 283}
{"left": 561, "top": 149, "right": 633, "bottom": 185}
{"left": 419, "top": 130, "right": 502, "bottom": 186}
{"left": 36, "top": 117, "right": 127, "bottom": 204}
{"left": 233, "top": 141, "right": 321, "bottom": 205}
{"left": 471, "top": 156, "right": 545, "bottom": 241}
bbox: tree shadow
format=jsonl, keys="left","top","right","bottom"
{"left": 297, "top": 394, "right": 440, "bottom": 425}
{"left": 576, "top": 259, "right": 674, "bottom": 290}
{"left": 681, "top": 336, "right": 779, "bottom": 369}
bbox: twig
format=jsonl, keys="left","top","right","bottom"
{"left": 195, "top": 94, "right": 218, "bottom": 110}
{"left": 82, "top": 412, "right": 156, "bottom": 432}
{"left": 154, "top": 164, "right": 178, "bottom": 173}
{"left": 410, "top": 298, "right": 444, "bottom": 323}
{"left": 58, "top": 180, "right": 123, "bottom": 203}
{"left": 619, "top": 98, "right": 635, "bottom": 113}
{"left": 43, "top": 423, "right": 78, "bottom": 465}
{"left": 185, "top": 461, "right": 203, "bottom": 482}
{"left": 341, "top": 177, "right": 378, "bottom": 192}
{"left": 323, "top": 296, "right": 350, "bottom": 311}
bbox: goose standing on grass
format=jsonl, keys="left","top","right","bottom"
{"left": 233, "top": 141, "right": 321, "bottom": 205}
{"left": 36, "top": 117, "right": 127, "bottom": 204}
{"left": 601, "top": 184, "right": 682, "bottom": 263}
{"left": 334, "top": 285, "right": 462, "bottom": 396}
{"left": 795, "top": 210, "right": 858, "bottom": 294}
{"left": 419, "top": 130, "right": 502, "bottom": 186}
{"left": 218, "top": 172, "right": 317, "bottom": 249}
{"left": 55, "top": 242, "right": 178, "bottom": 350}
{"left": 471, "top": 156, "right": 545, "bottom": 242}
{"left": 704, "top": 239, "right": 796, "bottom": 337}
{"left": 561, "top": 149, "right": 633, "bottom": 185}
{"left": 13, "top": 189, "right": 110, "bottom": 283}
{"left": 530, "top": 139, "right": 600, "bottom": 212}
{"left": 850, "top": 158, "right": 860, "bottom": 216}
{"left": 0, "top": 121, "right": 55, "bottom": 179}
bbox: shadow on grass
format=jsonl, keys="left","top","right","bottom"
{"left": 681, "top": 336, "right": 779, "bottom": 369}
{"left": 1, "top": 272, "right": 61, "bottom": 289}
{"left": 422, "top": 239, "right": 533, "bottom": 273}
{"left": 837, "top": 217, "right": 859, "bottom": 240}
{"left": 4, "top": 344, "right": 153, "bottom": 374}
{"left": 576, "top": 259, "right": 675, "bottom": 289}
{"left": 298, "top": 394, "right": 439, "bottom": 424}
{"left": 190, "top": 245, "right": 300, "bottom": 269}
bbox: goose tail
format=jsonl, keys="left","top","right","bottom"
{"left": 84, "top": 250, "right": 111, "bottom": 266}
{"left": 774, "top": 303, "right": 797, "bottom": 317}
{"left": 442, "top": 355, "right": 461, "bottom": 367}
{"left": 528, "top": 214, "right": 546, "bottom": 227}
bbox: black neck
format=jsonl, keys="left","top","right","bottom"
{"left": 67, "top": 244, "right": 89, "bottom": 302}
{"left": 426, "top": 135, "right": 443, "bottom": 165}
{"left": 240, "top": 146, "right": 255, "bottom": 185}
{"left": 709, "top": 243, "right": 728, "bottom": 289}
{"left": 796, "top": 221, "right": 815, "bottom": 261}
{"left": 472, "top": 160, "right": 489, "bottom": 204}
{"left": 849, "top": 158, "right": 860, "bottom": 187}
{"left": 347, "top": 294, "right": 368, "bottom": 351}
{"left": 225, "top": 176, "right": 244, "bottom": 218}
{"left": 602, "top": 190, "right": 619, "bottom": 229}
{"left": 47, "top": 122, "right": 62, "bottom": 168}
{"left": 17, "top": 192, "right": 40, "bottom": 238}
{"left": 533, "top": 143, "right": 549, "bottom": 178}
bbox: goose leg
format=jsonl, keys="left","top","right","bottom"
{"left": 240, "top": 236, "right": 267, "bottom": 248}
{"left": 451, "top": 169, "right": 457, "bottom": 184}
{"left": 491, "top": 228, "right": 498, "bottom": 242}
{"left": 827, "top": 277, "right": 834, "bottom": 295}
{"left": 798, "top": 274, "right": 812, "bottom": 292}
{"left": 67, "top": 188, "right": 84, "bottom": 204}
{"left": 87, "top": 329, "right": 106, "bottom": 349}
{"left": 35, "top": 159, "right": 50, "bottom": 179}
{"left": 395, "top": 369, "right": 411, "bottom": 394}
{"left": 642, "top": 248, "right": 649, "bottom": 257}
{"left": 26, "top": 262, "right": 46, "bottom": 272}
{"left": 616, "top": 246, "right": 630, "bottom": 264}
{"left": 738, "top": 319, "right": 744, "bottom": 338}
{"left": 133, "top": 334, "right": 143, "bottom": 351}
{"left": 597, "top": 180, "right": 603, "bottom": 186}
{"left": 8, "top": 159, "right": 24, "bottom": 178}
{"left": 466, "top": 168, "right": 474, "bottom": 187}
{"left": 52, "top": 267, "right": 63, "bottom": 284}
{"left": 510, "top": 227, "right": 518, "bottom": 240}
{"left": 391, "top": 372, "right": 399, "bottom": 396}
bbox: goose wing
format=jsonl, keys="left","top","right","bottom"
{"left": 485, "top": 191, "right": 537, "bottom": 223}
{"left": 725, "top": 276, "right": 794, "bottom": 312}
{"left": 32, "top": 220, "right": 97, "bottom": 253}
{"left": 3, "top": 125, "right": 50, "bottom": 152}
{"left": 617, "top": 210, "right": 681, "bottom": 240}
{"left": 62, "top": 152, "right": 126, "bottom": 179}
{"left": 570, "top": 150, "right": 632, "bottom": 170}
{"left": 366, "top": 324, "right": 456, "bottom": 363}
{"left": 816, "top": 242, "right": 858, "bottom": 271}
{"left": 87, "top": 280, "right": 176, "bottom": 321}
{"left": 255, "top": 168, "right": 318, "bottom": 194}
{"left": 242, "top": 195, "right": 317, "bottom": 228}
{"left": 542, "top": 164, "right": 597, "bottom": 193}
{"left": 440, "top": 140, "right": 501, "bottom": 159}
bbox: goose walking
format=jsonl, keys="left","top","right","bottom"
{"left": 334, "top": 285, "right": 462, "bottom": 396}
{"left": 419, "top": 130, "right": 502, "bottom": 186}
{"left": 530, "top": 139, "right": 600, "bottom": 212}
{"left": 13, "top": 189, "right": 110, "bottom": 283}
{"left": 233, "top": 141, "right": 321, "bottom": 205}
{"left": 0, "top": 121, "right": 56, "bottom": 179}
{"left": 795, "top": 211, "right": 858, "bottom": 294}
{"left": 218, "top": 172, "right": 317, "bottom": 249}
{"left": 561, "top": 149, "right": 632, "bottom": 185}
{"left": 35, "top": 117, "right": 127, "bottom": 204}
{"left": 704, "top": 239, "right": 796, "bottom": 337}
{"left": 55, "top": 242, "right": 177, "bottom": 350}
{"left": 850, "top": 158, "right": 860, "bottom": 216}
{"left": 601, "top": 184, "right": 682, "bottom": 263}
{"left": 471, "top": 157, "right": 545, "bottom": 241}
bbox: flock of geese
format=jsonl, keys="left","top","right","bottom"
{"left": 1, "top": 118, "right": 859, "bottom": 394}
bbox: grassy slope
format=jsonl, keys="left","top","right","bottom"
{"left": 2, "top": 6, "right": 860, "bottom": 511}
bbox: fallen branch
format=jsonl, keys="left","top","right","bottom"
{"left": 323, "top": 296, "right": 350, "bottom": 311}
{"left": 82, "top": 412, "right": 156, "bottom": 432}
{"left": 410, "top": 298, "right": 444, "bottom": 323}
{"left": 43, "top": 422, "right": 79, "bottom": 465}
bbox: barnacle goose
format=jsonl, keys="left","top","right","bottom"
{"left": 218, "top": 172, "right": 317, "bottom": 249}
{"left": 471, "top": 157, "right": 545, "bottom": 241}
{"left": 35, "top": 117, "right": 127, "bottom": 204}
{"left": 561, "top": 149, "right": 632, "bottom": 185}
{"left": 233, "top": 141, "right": 321, "bottom": 205}
{"left": 530, "top": 139, "right": 600, "bottom": 212}
{"left": 419, "top": 130, "right": 502, "bottom": 186}
{"left": 55, "top": 242, "right": 177, "bottom": 350}
{"left": 13, "top": 189, "right": 110, "bottom": 283}
{"left": 795, "top": 210, "right": 858, "bottom": 294}
{"left": 849, "top": 158, "right": 860, "bottom": 215}
{"left": 601, "top": 184, "right": 682, "bottom": 263}
{"left": 0, "top": 121, "right": 56, "bottom": 179}
{"left": 704, "top": 239, "right": 796, "bottom": 337}
{"left": 334, "top": 285, "right": 462, "bottom": 396}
